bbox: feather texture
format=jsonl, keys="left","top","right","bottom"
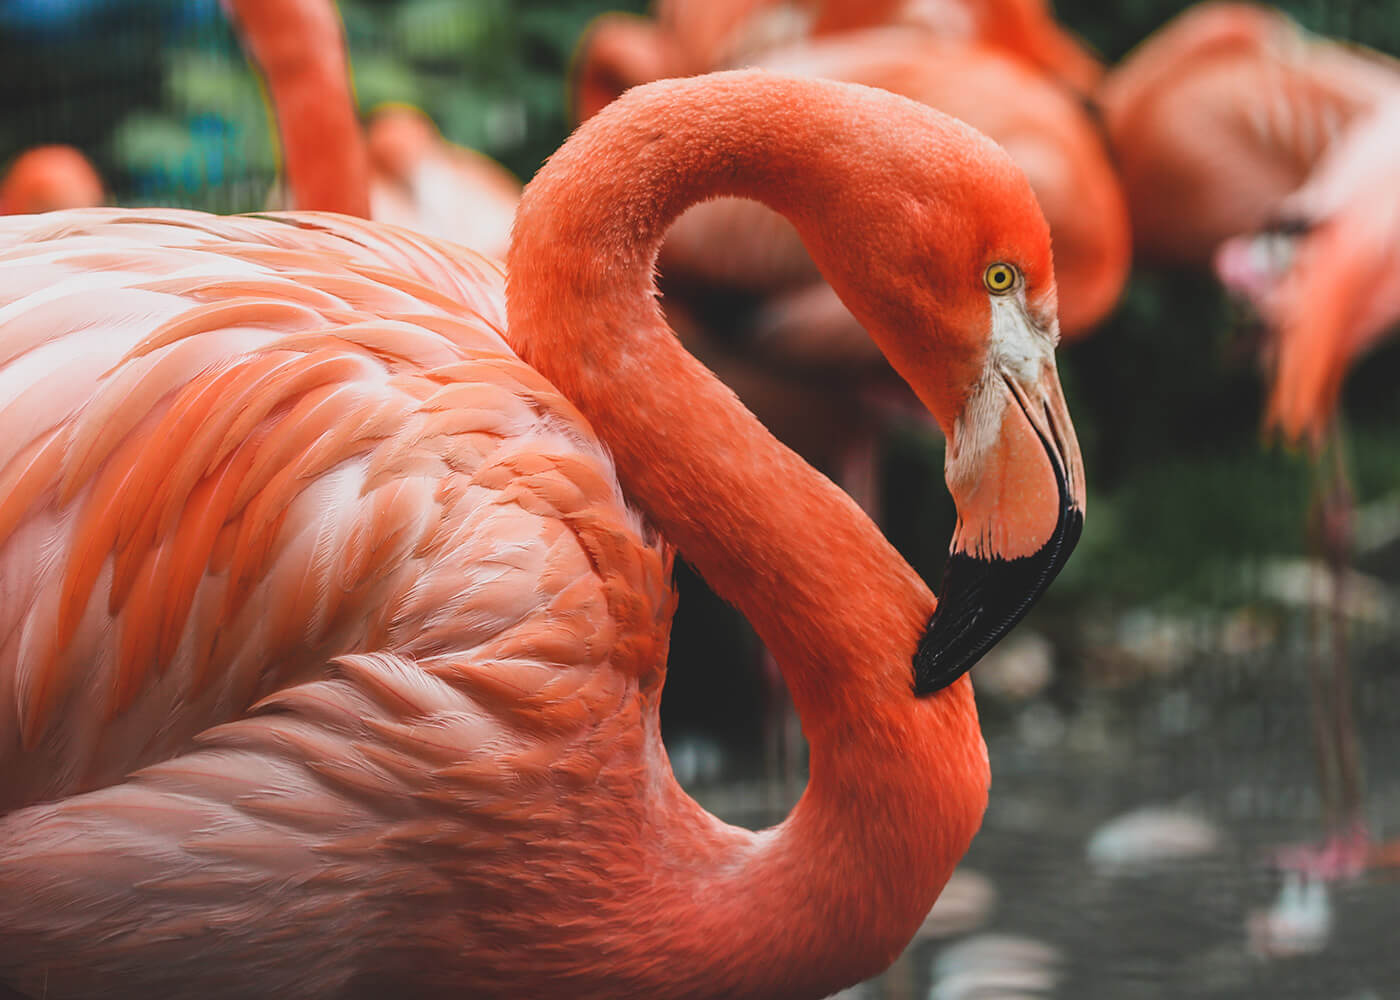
{"left": 0, "top": 209, "right": 671, "bottom": 818}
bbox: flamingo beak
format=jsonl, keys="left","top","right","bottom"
{"left": 914, "top": 343, "right": 1085, "bottom": 696}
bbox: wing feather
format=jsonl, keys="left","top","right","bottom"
{"left": 0, "top": 208, "right": 670, "bottom": 812}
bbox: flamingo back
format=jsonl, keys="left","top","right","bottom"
{"left": 0, "top": 207, "right": 672, "bottom": 809}
{"left": 0, "top": 208, "right": 679, "bottom": 996}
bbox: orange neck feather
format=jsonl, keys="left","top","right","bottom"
{"left": 507, "top": 72, "right": 988, "bottom": 995}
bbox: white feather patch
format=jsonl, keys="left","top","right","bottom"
{"left": 945, "top": 292, "right": 1055, "bottom": 490}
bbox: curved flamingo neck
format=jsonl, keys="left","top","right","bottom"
{"left": 228, "top": 0, "right": 371, "bottom": 217}
{"left": 507, "top": 72, "right": 988, "bottom": 994}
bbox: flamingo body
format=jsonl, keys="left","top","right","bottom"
{"left": 0, "top": 208, "right": 671, "bottom": 996}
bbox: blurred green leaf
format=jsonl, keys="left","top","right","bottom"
{"left": 165, "top": 50, "right": 260, "bottom": 118}
{"left": 110, "top": 111, "right": 192, "bottom": 170}
{"left": 391, "top": 0, "right": 493, "bottom": 62}
{"left": 352, "top": 52, "right": 426, "bottom": 110}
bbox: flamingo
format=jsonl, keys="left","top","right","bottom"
{"left": 574, "top": 28, "right": 1124, "bottom": 499}
{"left": 573, "top": 20, "right": 1120, "bottom": 788}
{"left": 1097, "top": 2, "right": 1399, "bottom": 268}
{"left": 1212, "top": 96, "right": 1400, "bottom": 878}
{"left": 0, "top": 145, "right": 104, "bottom": 215}
{"left": 0, "top": 71, "right": 1084, "bottom": 997}
{"left": 364, "top": 105, "right": 521, "bottom": 262}
{"left": 227, "top": 0, "right": 520, "bottom": 258}
{"left": 575, "top": 0, "right": 1100, "bottom": 106}
{"left": 1099, "top": 3, "right": 1400, "bottom": 879}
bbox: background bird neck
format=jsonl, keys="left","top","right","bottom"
{"left": 229, "top": 0, "right": 372, "bottom": 218}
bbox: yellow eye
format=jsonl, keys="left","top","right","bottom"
{"left": 983, "top": 262, "right": 1019, "bottom": 294}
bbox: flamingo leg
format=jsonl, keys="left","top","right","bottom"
{"left": 1319, "top": 430, "right": 1363, "bottom": 834}
{"left": 1278, "top": 425, "right": 1370, "bottom": 879}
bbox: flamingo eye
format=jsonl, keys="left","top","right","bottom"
{"left": 983, "top": 262, "right": 1019, "bottom": 294}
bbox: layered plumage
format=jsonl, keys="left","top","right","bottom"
{"left": 0, "top": 207, "right": 670, "bottom": 996}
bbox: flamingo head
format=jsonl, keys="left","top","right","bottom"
{"left": 1214, "top": 217, "right": 1309, "bottom": 331}
{"left": 365, "top": 105, "right": 440, "bottom": 182}
{"left": 796, "top": 117, "right": 1086, "bottom": 695}
{"left": 570, "top": 13, "right": 685, "bottom": 124}
{"left": 1217, "top": 204, "right": 1400, "bottom": 449}
{"left": 0, "top": 145, "right": 104, "bottom": 215}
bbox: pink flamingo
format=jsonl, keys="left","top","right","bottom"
{"left": 0, "top": 145, "right": 104, "bottom": 215}
{"left": 1098, "top": 3, "right": 1400, "bottom": 880}
{"left": 576, "top": 0, "right": 1100, "bottom": 104}
{"left": 227, "top": 0, "right": 520, "bottom": 257}
{"left": 573, "top": 18, "right": 1119, "bottom": 787}
{"left": 1213, "top": 96, "right": 1400, "bottom": 879}
{"left": 0, "top": 72, "right": 1083, "bottom": 996}
{"left": 1097, "top": 2, "right": 1398, "bottom": 268}
{"left": 365, "top": 105, "right": 520, "bottom": 261}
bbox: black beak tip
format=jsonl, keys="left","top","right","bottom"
{"left": 913, "top": 406, "right": 1083, "bottom": 699}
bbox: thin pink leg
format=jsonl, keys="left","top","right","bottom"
{"left": 1275, "top": 428, "right": 1368, "bottom": 882}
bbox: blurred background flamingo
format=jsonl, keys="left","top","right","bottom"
{"left": 1098, "top": 2, "right": 1400, "bottom": 881}
{"left": 0, "top": 145, "right": 104, "bottom": 214}
{"left": 1098, "top": 2, "right": 1399, "bottom": 268}
{"left": 576, "top": 0, "right": 1102, "bottom": 100}
{"left": 1214, "top": 94, "right": 1400, "bottom": 878}
{"left": 365, "top": 104, "right": 519, "bottom": 259}
{"left": 226, "top": 0, "right": 521, "bottom": 257}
